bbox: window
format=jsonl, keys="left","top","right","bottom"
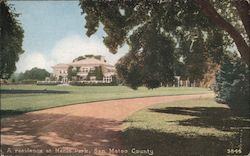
{"left": 103, "top": 76, "right": 112, "bottom": 83}
{"left": 83, "top": 68, "right": 89, "bottom": 73}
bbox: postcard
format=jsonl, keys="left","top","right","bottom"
{"left": 1, "top": 0, "right": 249, "bottom": 156}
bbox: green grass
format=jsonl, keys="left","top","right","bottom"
{"left": 1, "top": 85, "right": 209, "bottom": 117}
{"left": 122, "top": 98, "right": 250, "bottom": 156}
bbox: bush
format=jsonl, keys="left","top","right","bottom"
{"left": 215, "top": 56, "right": 249, "bottom": 116}
{"left": 69, "top": 81, "right": 118, "bottom": 86}
{"left": 21, "top": 80, "right": 37, "bottom": 84}
{"left": 36, "top": 81, "right": 62, "bottom": 85}
{"left": 69, "top": 81, "right": 84, "bottom": 86}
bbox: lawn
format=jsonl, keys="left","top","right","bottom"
{"left": 122, "top": 98, "right": 250, "bottom": 156}
{"left": 1, "top": 85, "right": 209, "bottom": 117}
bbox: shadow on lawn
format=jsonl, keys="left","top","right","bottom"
{"left": 1, "top": 113, "right": 123, "bottom": 156}
{"left": 150, "top": 107, "right": 250, "bottom": 130}
{"left": 123, "top": 106, "right": 250, "bottom": 156}
{"left": 1, "top": 110, "right": 28, "bottom": 118}
{"left": 123, "top": 128, "right": 230, "bottom": 156}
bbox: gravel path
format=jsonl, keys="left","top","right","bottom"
{"left": 1, "top": 93, "right": 213, "bottom": 156}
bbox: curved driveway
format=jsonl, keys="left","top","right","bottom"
{"left": 1, "top": 93, "right": 213, "bottom": 156}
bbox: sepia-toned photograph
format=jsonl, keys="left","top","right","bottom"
{"left": 0, "top": 0, "right": 249, "bottom": 155}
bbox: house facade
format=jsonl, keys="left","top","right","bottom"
{"left": 52, "top": 55, "right": 116, "bottom": 83}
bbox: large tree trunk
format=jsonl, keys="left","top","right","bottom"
{"left": 193, "top": 0, "right": 250, "bottom": 66}
{"left": 234, "top": 0, "right": 250, "bottom": 41}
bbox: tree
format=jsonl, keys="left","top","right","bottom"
{"left": 94, "top": 66, "right": 103, "bottom": 80}
{"left": 80, "top": 0, "right": 249, "bottom": 89}
{"left": 116, "top": 53, "right": 144, "bottom": 89}
{"left": 215, "top": 54, "right": 249, "bottom": 115}
{"left": 0, "top": 1, "right": 24, "bottom": 79}
{"left": 175, "top": 28, "right": 224, "bottom": 87}
{"left": 67, "top": 66, "right": 77, "bottom": 81}
{"left": 193, "top": 0, "right": 250, "bottom": 66}
{"left": 87, "top": 66, "right": 103, "bottom": 80}
{"left": 21, "top": 67, "right": 50, "bottom": 81}
{"left": 185, "top": 30, "right": 208, "bottom": 83}
{"left": 80, "top": 0, "right": 249, "bottom": 65}
{"left": 116, "top": 23, "right": 175, "bottom": 89}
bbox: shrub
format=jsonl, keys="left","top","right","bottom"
{"left": 36, "top": 81, "right": 62, "bottom": 85}
{"left": 21, "top": 80, "right": 37, "bottom": 84}
{"left": 69, "top": 81, "right": 84, "bottom": 86}
{"left": 69, "top": 81, "right": 118, "bottom": 86}
{"left": 215, "top": 55, "right": 249, "bottom": 116}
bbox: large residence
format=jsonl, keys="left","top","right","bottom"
{"left": 52, "top": 55, "right": 116, "bottom": 83}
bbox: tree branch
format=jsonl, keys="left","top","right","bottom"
{"left": 193, "top": 0, "right": 250, "bottom": 66}
{"left": 234, "top": 0, "right": 250, "bottom": 41}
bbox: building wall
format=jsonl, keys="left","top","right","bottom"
{"left": 52, "top": 67, "right": 68, "bottom": 79}
{"left": 52, "top": 63, "right": 116, "bottom": 83}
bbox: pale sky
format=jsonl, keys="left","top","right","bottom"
{"left": 11, "top": 1, "right": 128, "bottom": 73}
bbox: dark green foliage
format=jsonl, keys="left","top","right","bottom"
{"left": 80, "top": 0, "right": 228, "bottom": 89}
{"left": 73, "top": 56, "right": 86, "bottom": 62}
{"left": 20, "top": 80, "right": 38, "bottom": 84}
{"left": 73, "top": 55, "right": 105, "bottom": 63}
{"left": 76, "top": 67, "right": 80, "bottom": 72}
{"left": 185, "top": 31, "right": 208, "bottom": 82}
{"left": 215, "top": 55, "right": 249, "bottom": 115}
{"left": 135, "top": 24, "right": 175, "bottom": 88}
{"left": 69, "top": 81, "right": 117, "bottom": 86}
{"left": 177, "top": 28, "right": 225, "bottom": 83}
{"left": 206, "top": 29, "right": 224, "bottom": 64}
{"left": 94, "top": 66, "right": 103, "bottom": 80}
{"left": 67, "top": 66, "right": 77, "bottom": 81}
{"left": 20, "top": 67, "right": 50, "bottom": 81}
{"left": 116, "top": 24, "right": 176, "bottom": 89}
{"left": 80, "top": 0, "right": 213, "bottom": 54}
{"left": 85, "top": 54, "right": 94, "bottom": 58}
{"left": 116, "top": 53, "right": 143, "bottom": 90}
{"left": 94, "top": 55, "right": 103, "bottom": 61}
{"left": 37, "top": 81, "right": 61, "bottom": 85}
{"left": 0, "top": 1, "right": 24, "bottom": 79}
{"left": 87, "top": 66, "right": 103, "bottom": 80}
{"left": 111, "top": 75, "right": 118, "bottom": 85}
{"left": 58, "top": 76, "right": 63, "bottom": 81}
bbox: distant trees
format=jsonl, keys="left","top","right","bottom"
{"left": 184, "top": 32, "right": 208, "bottom": 83}
{"left": 182, "top": 30, "right": 221, "bottom": 84}
{"left": 0, "top": 1, "right": 24, "bottom": 79}
{"left": 20, "top": 67, "right": 50, "bottom": 81}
